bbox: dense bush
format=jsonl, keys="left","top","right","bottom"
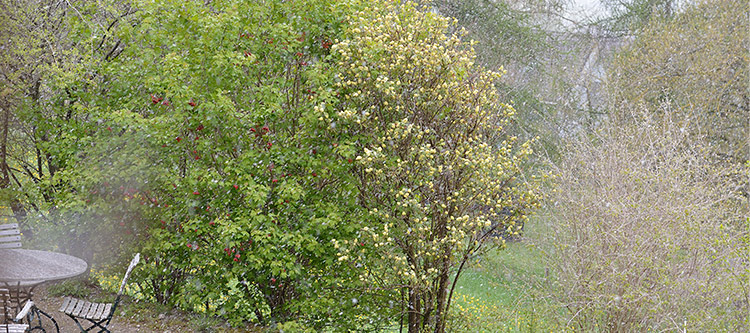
{"left": 543, "top": 111, "right": 749, "bottom": 331}
{"left": 83, "top": 0, "right": 376, "bottom": 328}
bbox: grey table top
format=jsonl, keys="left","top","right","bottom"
{"left": 0, "top": 249, "right": 87, "bottom": 285}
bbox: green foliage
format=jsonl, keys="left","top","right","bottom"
{"left": 601, "top": 0, "right": 677, "bottom": 33}
{"left": 433, "top": 0, "right": 550, "bottom": 69}
{"left": 46, "top": 280, "right": 93, "bottom": 299}
{"left": 433, "top": 0, "right": 564, "bottom": 159}
{"left": 446, "top": 239, "right": 565, "bottom": 332}
{"left": 0, "top": 0, "right": 136, "bottom": 266}
{"left": 76, "top": 0, "right": 378, "bottom": 328}
{"left": 5, "top": 0, "right": 545, "bottom": 330}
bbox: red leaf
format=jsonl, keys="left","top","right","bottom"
{"left": 150, "top": 94, "right": 162, "bottom": 104}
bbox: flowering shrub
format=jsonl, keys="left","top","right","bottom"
{"left": 328, "top": 1, "right": 542, "bottom": 331}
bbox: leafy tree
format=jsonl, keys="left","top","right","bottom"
{"left": 4, "top": 0, "right": 542, "bottom": 330}
{"left": 539, "top": 0, "right": 750, "bottom": 330}
{"left": 330, "top": 1, "right": 542, "bottom": 331}
{"left": 0, "top": 0, "right": 134, "bottom": 262}
{"left": 433, "top": 0, "right": 559, "bottom": 156}
{"left": 433, "top": 0, "right": 552, "bottom": 70}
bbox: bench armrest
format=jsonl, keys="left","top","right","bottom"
{"left": 14, "top": 300, "right": 34, "bottom": 322}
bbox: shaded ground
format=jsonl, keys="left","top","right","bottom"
{"left": 27, "top": 283, "right": 261, "bottom": 332}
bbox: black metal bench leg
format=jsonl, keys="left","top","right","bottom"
{"left": 69, "top": 315, "right": 88, "bottom": 333}
{"left": 68, "top": 315, "right": 110, "bottom": 333}
{"left": 26, "top": 305, "right": 59, "bottom": 333}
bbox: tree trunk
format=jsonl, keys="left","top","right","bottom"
{"left": 0, "top": 93, "right": 10, "bottom": 189}
{"left": 408, "top": 287, "right": 421, "bottom": 333}
{"left": 433, "top": 247, "right": 451, "bottom": 333}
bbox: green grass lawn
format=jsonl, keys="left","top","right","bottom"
{"left": 449, "top": 236, "right": 568, "bottom": 332}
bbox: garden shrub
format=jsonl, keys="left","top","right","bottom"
{"left": 69, "top": 0, "right": 377, "bottom": 328}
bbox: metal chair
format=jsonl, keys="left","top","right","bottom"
{"left": 59, "top": 253, "right": 140, "bottom": 332}
{"left": 0, "top": 289, "right": 30, "bottom": 333}
{"left": 0, "top": 223, "right": 28, "bottom": 332}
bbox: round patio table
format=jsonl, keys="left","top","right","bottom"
{"left": 0, "top": 249, "right": 87, "bottom": 333}
{"left": 0, "top": 249, "right": 87, "bottom": 285}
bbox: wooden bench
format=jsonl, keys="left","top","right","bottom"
{"left": 0, "top": 224, "right": 21, "bottom": 249}
{"left": 59, "top": 253, "right": 139, "bottom": 333}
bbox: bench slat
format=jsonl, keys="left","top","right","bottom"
{"left": 86, "top": 303, "right": 99, "bottom": 319}
{"left": 93, "top": 303, "right": 107, "bottom": 319}
{"left": 0, "top": 223, "right": 19, "bottom": 230}
{"left": 101, "top": 303, "right": 112, "bottom": 319}
{"left": 84, "top": 302, "right": 99, "bottom": 319}
{"left": 0, "top": 324, "right": 29, "bottom": 333}
{"left": 59, "top": 297, "right": 72, "bottom": 312}
{"left": 64, "top": 298, "right": 79, "bottom": 315}
{"left": 0, "top": 242, "right": 22, "bottom": 249}
{"left": 0, "top": 229, "right": 19, "bottom": 236}
{"left": 0, "top": 235, "right": 21, "bottom": 242}
{"left": 81, "top": 301, "right": 92, "bottom": 318}
{"left": 71, "top": 298, "right": 85, "bottom": 316}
